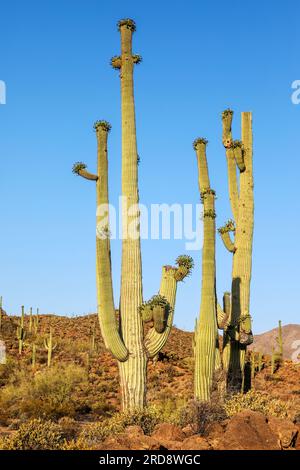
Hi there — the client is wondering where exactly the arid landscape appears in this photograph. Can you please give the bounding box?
[0,311,299,450]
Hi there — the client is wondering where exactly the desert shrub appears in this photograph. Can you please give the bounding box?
[224,390,289,418]
[58,417,79,440]
[174,400,227,435]
[0,419,64,450]
[79,406,161,446]
[0,357,17,387]
[0,364,87,421]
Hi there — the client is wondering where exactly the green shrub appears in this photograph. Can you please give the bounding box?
[0,419,65,450]
[224,390,289,418]
[174,400,227,435]
[0,364,87,421]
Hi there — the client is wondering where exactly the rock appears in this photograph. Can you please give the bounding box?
[100,433,161,450]
[124,425,144,437]
[151,423,185,442]
[182,424,195,438]
[180,435,211,450]
[268,416,298,449]
[218,410,279,450]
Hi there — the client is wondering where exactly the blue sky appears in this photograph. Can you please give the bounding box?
[0,0,299,333]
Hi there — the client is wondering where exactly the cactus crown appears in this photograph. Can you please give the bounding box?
[93,120,111,132]
[193,137,208,150]
[72,162,87,175]
[218,219,235,234]
[117,18,136,32]
[175,255,194,272]
[222,108,233,118]
[233,139,243,148]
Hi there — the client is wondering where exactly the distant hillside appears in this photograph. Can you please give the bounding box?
[250,324,300,361]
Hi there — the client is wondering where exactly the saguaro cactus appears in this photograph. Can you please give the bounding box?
[32,343,37,368]
[29,307,33,333]
[34,308,39,335]
[193,138,219,401]
[44,328,57,367]
[73,19,192,410]
[276,320,283,358]
[219,110,254,390]
[16,306,26,355]
[0,296,3,330]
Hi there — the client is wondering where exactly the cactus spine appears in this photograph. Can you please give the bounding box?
[73,19,192,410]
[219,111,254,391]
[193,138,218,401]
[16,306,26,355]
[44,328,57,367]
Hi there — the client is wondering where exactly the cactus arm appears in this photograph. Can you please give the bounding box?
[77,169,98,181]
[222,110,239,222]
[217,289,231,331]
[219,230,236,253]
[144,266,177,358]
[233,140,246,172]
[73,162,98,181]
[95,122,128,362]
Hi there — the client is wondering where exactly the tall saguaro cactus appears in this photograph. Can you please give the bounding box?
[73,19,193,410]
[219,110,254,390]
[193,138,219,401]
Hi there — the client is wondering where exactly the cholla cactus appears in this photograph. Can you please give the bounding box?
[72,20,193,410]
[44,328,57,367]
[219,110,254,391]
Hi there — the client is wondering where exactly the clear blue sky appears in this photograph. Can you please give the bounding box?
[1,0,299,333]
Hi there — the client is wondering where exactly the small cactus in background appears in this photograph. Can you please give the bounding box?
[258,351,263,372]
[0,296,3,330]
[16,306,26,355]
[276,320,283,359]
[28,307,33,333]
[90,323,96,353]
[44,328,57,367]
[251,352,256,380]
[32,343,37,368]
[34,309,39,335]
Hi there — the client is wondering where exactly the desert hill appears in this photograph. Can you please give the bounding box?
[0,313,299,450]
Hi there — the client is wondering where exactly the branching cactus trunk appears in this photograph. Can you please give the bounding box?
[219,110,254,391]
[193,138,218,401]
[73,19,193,410]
